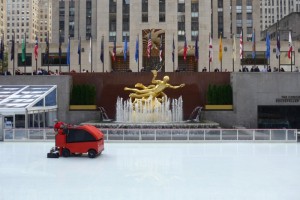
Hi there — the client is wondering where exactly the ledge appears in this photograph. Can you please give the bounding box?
[204,105,233,110]
[69,105,97,110]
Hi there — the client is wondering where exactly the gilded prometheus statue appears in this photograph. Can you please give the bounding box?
[124,70,185,103]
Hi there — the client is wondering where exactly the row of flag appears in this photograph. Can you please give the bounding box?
[4,31,294,66]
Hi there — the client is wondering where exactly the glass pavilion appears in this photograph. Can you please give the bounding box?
[0,85,58,131]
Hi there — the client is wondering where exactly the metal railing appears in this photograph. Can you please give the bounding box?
[2,128,297,142]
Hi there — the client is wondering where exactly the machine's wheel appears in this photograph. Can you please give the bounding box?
[62,148,70,157]
[88,149,97,158]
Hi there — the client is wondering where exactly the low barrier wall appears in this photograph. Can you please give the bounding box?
[3,128,297,143]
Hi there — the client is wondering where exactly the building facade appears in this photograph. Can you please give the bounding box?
[212,0,261,41]
[7,0,300,74]
[0,0,6,42]
[260,0,300,31]
[6,0,40,44]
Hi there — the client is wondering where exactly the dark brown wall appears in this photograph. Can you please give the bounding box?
[69,72,230,120]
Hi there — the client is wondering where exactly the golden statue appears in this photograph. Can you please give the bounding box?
[124,70,185,103]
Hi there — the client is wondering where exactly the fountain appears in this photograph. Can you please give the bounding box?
[116,96,183,123]
[86,70,219,130]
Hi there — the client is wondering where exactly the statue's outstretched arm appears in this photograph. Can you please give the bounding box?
[168,83,185,89]
[151,70,159,84]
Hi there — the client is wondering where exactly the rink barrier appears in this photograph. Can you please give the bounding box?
[2,128,297,142]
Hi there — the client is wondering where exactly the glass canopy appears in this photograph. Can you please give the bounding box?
[0,85,57,114]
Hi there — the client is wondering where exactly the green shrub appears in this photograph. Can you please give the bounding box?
[70,84,96,105]
[206,84,233,105]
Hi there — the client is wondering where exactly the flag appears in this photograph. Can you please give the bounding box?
[147,32,152,58]
[0,36,3,60]
[252,29,256,59]
[112,38,116,61]
[276,32,280,59]
[78,36,81,65]
[232,34,236,61]
[159,35,163,62]
[135,36,139,62]
[45,33,49,62]
[209,33,213,62]
[218,35,222,62]
[100,36,104,63]
[21,35,26,62]
[89,37,91,63]
[124,35,128,62]
[10,34,15,61]
[183,35,187,61]
[195,36,198,61]
[34,36,38,60]
[288,31,293,59]
[266,32,270,59]
[172,36,175,63]
[67,36,70,65]
[240,30,243,59]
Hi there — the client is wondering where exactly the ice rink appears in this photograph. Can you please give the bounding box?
[1,142,300,200]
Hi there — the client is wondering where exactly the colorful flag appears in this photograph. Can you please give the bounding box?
[218,35,222,62]
[240,30,243,59]
[10,34,15,61]
[0,35,4,60]
[172,36,175,63]
[252,29,256,59]
[288,31,293,59]
[209,33,213,63]
[195,36,198,61]
[112,38,116,61]
[45,33,49,62]
[78,37,81,65]
[266,32,270,59]
[147,32,152,58]
[276,32,280,59]
[21,34,26,62]
[67,36,70,65]
[89,37,92,64]
[159,35,163,62]
[100,36,104,63]
[135,35,139,62]
[34,36,38,60]
[232,34,236,61]
[124,35,128,62]
[183,35,187,61]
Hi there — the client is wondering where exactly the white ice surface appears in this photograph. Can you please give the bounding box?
[0,142,300,200]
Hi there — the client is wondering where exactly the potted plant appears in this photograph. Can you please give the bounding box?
[69,84,97,110]
[205,84,233,110]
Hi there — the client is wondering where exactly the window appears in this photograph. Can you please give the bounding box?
[66,129,97,143]
[109,0,117,42]
[122,0,130,41]
[159,0,165,22]
[142,0,148,22]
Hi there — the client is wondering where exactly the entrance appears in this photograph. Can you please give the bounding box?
[0,115,14,141]
[258,106,300,129]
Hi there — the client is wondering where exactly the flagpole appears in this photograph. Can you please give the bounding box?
[137,34,139,72]
[13,31,15,75]
[208,33,210,72]
[24,33,26,75]
[290,30,293,72]
[59,30,61,73]
[1,33,3,74]
[232,34,235,72]
[79,36,81,73]
[91,36,93,72]
[172,33,174,72]
[47,31,49,73]
[102,35,104,72]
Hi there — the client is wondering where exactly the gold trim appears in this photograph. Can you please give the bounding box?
[69,105,97,110]
[205,105,233,110]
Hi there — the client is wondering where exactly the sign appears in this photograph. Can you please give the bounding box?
[276,96,300,103]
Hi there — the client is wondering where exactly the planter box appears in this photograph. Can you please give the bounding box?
[69,105,97,110]
[205,105,233,110]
